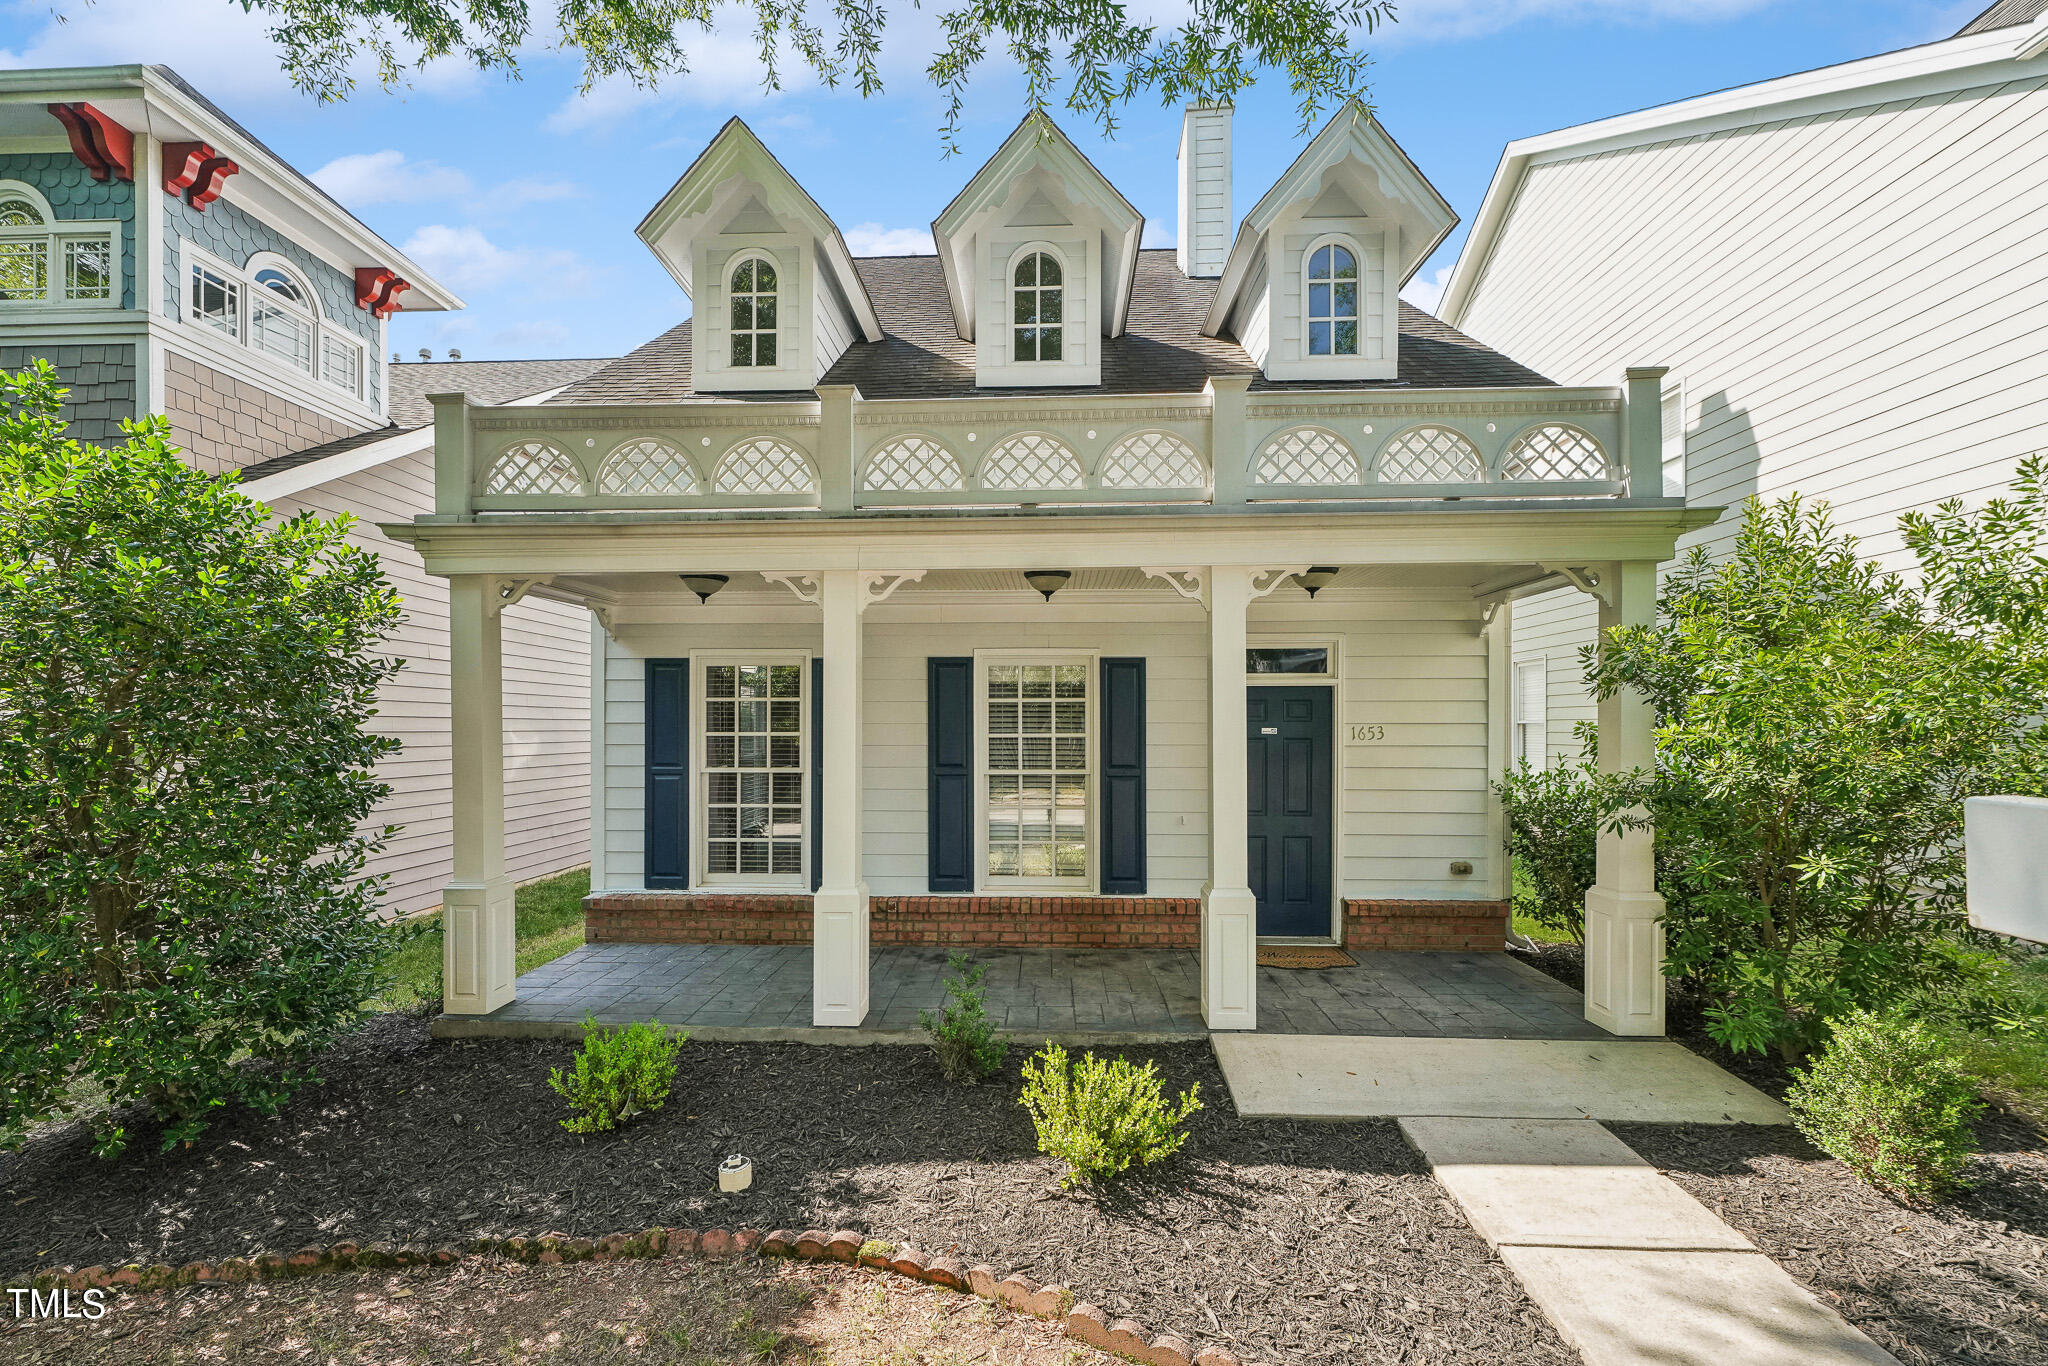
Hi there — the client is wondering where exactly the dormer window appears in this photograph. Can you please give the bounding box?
[1012,251,1064,362]
[729,254,778,367]
[1306,242,1359,356]
[178,244,369,404]
[251,265,315,371]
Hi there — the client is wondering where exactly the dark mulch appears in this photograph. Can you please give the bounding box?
[0,1015,1572,1366]
[1614,1118,2048,1366]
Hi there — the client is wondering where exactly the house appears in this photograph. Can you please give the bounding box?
[388,103,1714,1034]
[1437,0,2048,767]
[0,65,602,915]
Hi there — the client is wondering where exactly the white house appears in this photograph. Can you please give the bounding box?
[390,105,1713,1033]
[1439,0,2048,766]
[0,65,603,914]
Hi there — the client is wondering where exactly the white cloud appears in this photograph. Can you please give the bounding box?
[493,320,572,349]
[1401,264,1454,314]
[1141,218,1176,249]
[310,150,472,206]
[842,223,933,255]
[489,178,584,210]
[400,224,592,295]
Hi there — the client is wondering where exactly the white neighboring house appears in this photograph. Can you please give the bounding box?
[392,105,1713,1035]
[0,65,604,914]
[1439,0,2048,767]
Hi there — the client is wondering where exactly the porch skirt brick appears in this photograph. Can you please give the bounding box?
[1342,898,1509,952]
[586,893,1506,951]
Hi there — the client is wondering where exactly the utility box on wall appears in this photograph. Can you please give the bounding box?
[1965,795,2048,944]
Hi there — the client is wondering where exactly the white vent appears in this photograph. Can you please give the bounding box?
[1177,104,1232,279]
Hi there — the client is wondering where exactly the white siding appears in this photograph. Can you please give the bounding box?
[594,593,1499,907]
[269,449,592,916]
[1460,71,2048,744]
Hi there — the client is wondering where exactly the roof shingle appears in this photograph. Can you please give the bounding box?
[1955,0,2048,35]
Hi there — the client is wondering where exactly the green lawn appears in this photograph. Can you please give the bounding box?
[371,866,590,1012]
[1941,953,2048,1127]
[1509,857,1577,945]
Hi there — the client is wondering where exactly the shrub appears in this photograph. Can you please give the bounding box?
[1495,751,1603,941]
[0,364,403,1157]
[549,1018,684,1134]
[1787,1008,1982,1203]
[1018,1043,1201,1188]
[918,952,1009,1083]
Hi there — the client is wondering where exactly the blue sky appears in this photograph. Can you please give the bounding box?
[0,0,1997,361]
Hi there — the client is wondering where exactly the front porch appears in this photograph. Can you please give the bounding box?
[432,943,1605,1042]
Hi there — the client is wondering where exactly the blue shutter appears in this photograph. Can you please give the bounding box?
[1099,656,1147,894]
[927,657,974,892]
[810,656,824,892]
[645,658,689,889]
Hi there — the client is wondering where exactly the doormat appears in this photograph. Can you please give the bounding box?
[1257,946,1357,970]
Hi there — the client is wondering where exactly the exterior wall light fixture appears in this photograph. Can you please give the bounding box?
[680,573,730,604]
[1294,566,1340,599]
[1023,569,1072,601]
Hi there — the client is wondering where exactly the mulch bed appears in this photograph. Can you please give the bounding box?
[0,1014,1573,1366]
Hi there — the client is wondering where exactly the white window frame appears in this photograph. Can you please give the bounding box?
[725,250,780,369]
[1514,659,1548,771]
[176,240,369,404]
[974,649,1097,893]
[1302,234,1362,358]
[1661,377,1686,499]
[1008,244,1067,365]
[690,651,810,891]
[0,180,121,309]
[248,253,318,374]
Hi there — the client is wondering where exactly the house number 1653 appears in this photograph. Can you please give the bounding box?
[1348,724,1386,742]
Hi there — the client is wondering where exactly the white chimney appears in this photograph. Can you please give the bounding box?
[1177,103,1232,278]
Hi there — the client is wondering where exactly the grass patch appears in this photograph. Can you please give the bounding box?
[1942,954,2048,1128]
[1509,857,1576,944]
[371,866,591,1012]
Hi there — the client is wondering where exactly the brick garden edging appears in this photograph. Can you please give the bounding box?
[26,1225,1243,1366]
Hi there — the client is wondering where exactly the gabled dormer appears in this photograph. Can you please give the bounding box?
[1202,103,1456,382]
[931,116,1144,389]
[638,118,882,394]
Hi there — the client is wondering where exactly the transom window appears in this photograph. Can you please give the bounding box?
[729,255,778,367]
[1012,251,1064,363]
[181,246,369,403]
[702,661,806,880]
[984,661,1089,882]
[0,184,117,306]
[1306,242,1359,357]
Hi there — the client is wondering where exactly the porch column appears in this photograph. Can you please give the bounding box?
[442,575,515,1015]
[1583,560,1666,1035]
[813,568,869,1025]
[1203,566,1262,1030]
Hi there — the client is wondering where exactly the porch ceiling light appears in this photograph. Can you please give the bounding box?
[1023,569,1071,602]
[1294,566,1340,599]
[679,573,730,604]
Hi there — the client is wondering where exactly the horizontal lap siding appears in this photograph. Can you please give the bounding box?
[1509,589,1599,769]
[1463,75,2048,706]
[267,449,591,916]
[596,595,1498,905]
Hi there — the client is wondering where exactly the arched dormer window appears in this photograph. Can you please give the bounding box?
[1305,240,1359,357]
[0,180,114,306]
[1012,250,1063,362]
[249,257,317,373]
[729,254,778,367]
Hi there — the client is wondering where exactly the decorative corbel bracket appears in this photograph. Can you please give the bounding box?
[591,604,617,634]
[162,142,239,209]
[1539,563,1614,606]
[1249,566,1310,602]
[354,267,411,319]
[860,570,925,612]
[488,575,553,614]
[760,572,822,606]
[47,103,133,182]
[1141,566,1208,611]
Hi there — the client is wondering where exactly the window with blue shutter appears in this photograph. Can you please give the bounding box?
[1099,656,1147,893]
[927,657,974,892]
[645,658,689,889]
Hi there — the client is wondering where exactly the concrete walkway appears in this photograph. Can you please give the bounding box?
[1401,1117,1898,1366]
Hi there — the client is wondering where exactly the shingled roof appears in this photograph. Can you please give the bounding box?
[548,249,1550,406]
[1955,0,2048,35]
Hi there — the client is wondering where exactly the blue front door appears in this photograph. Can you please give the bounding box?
[1247,686,1333,937]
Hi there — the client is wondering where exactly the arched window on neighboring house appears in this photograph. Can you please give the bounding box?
[0,182,114,305]
[250,261,316,372]
[729,254,778,367]
[1012,250,1064,362]
[1305,241,1359,357]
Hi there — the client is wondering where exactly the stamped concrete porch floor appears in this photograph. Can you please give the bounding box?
[434,944,1608,1042]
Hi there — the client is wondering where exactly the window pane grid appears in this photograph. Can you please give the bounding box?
[704,662,804,877]
[729,256,779,368]
[0,240,48,300]
[1011,252,1064,363]
[1307,243,1359,357]
[61,238,111,300]
[191,263,239,337]
[986,662,1087,880]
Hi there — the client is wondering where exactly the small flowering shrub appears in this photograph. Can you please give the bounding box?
[548,1018,685,1135]
[1019,1043,1201,1188]
[918,952,1009,1083]
[1787,1007,1981,1203]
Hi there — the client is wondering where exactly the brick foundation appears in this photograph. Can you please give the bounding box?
[587,892,1504,952]
[1342,899,1509,952]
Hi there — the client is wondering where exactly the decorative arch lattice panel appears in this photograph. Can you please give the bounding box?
[1500,424,1611,481]
[863,436,965,492]
[485,440,582,496]
[1253,427,1362,485]
[1376,426,1485,484]
[713,437,817,494]
[1098,431,1206,489]
[596,438,701,496]
[978,433,1084,490]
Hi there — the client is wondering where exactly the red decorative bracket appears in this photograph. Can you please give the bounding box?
[354,267,411,318]
[47,103,134,183]
[162,142,239,209]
